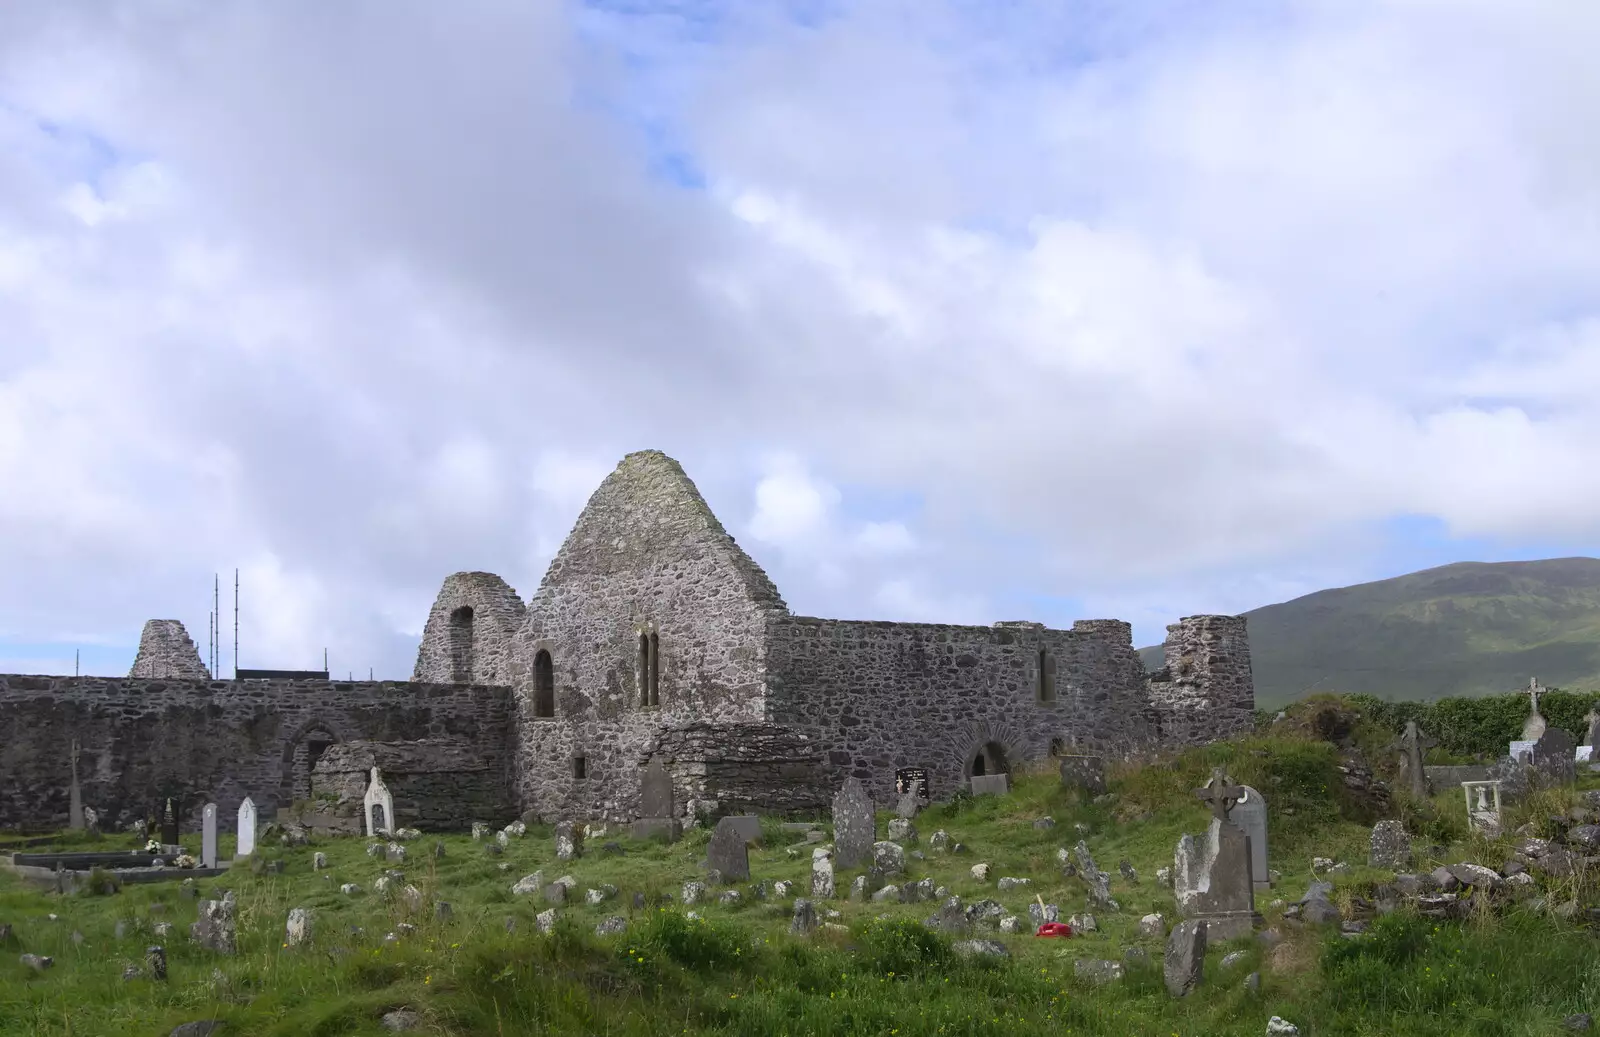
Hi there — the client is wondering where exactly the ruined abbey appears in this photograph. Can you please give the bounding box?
[0,450,1255,832]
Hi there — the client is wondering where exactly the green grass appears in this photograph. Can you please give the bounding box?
[7,735,1600,1036]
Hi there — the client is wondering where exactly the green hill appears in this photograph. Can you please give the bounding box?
[1140,557,1600,707]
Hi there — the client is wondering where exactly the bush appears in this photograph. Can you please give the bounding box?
[1347,688,1600,758]
[856,918,949,977]
[635,910,751,973]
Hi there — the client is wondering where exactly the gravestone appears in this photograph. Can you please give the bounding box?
[1530,726,1578,787]
[633,757,682,842]
[68,741,85,831]
[1172,768,1262,941]
[706,817,751,881]
[723,815,762,845]
[1368,819,1411,869]
[363,767,394,837]
[1508,740,1536,763]
[832,778,875,869]
[1232,785,1270,894]
[1058,755,1107,797]
[160,798,180,846]
[1389,721,1436,799]
[1521,678,1548,741]
[1462,780,1503,835]
[201,804,218,869]
[236,797,257,858]
[1585,709,1600,750]
[969,774,1010,796]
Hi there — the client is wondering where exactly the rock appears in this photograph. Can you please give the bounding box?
[512,873,545,896]
[146,945,167,980]
[1368,820,1411,869]
[1070,913,1098,933]
[312,852,327,870]
[811,849,835,898]
[965,899,1006,927]
[1220,950,1249,970]
[1027,902,1059,928]
[471,822,489,840]
[871,841,907,878]
[190,898,237,955]
[1445,863,1501,890]
[554,820,583,861]
[1138,913,1165,938]
[998,915,1024,933]
[434,902,453,921]
[929,830,950,852]
[535,909,558,934]
[1033,817,1056,830]
[385,843,406,863]
[1074,959,1125,984]
[285,908,313,947]
[1563,1013,1593,1032]
[595,916,627,936]
[871,885,902,904]
[543,883,567,905]
[1156,866,1172,886]
[996,877,1031,892]
[887,818,917,844]
[791,898,818,934]
[1073,841,1119,911]
[952,939,1009,959]
[1164,919,1207,998]
[717,890,741,905]
[1123,947,1150,966]
[20,953,54,971]
[169,1023,224,1037]
[970,863,991,882]
[927,897,970,933]
[1301,895,1341,925]
[1119,859,1138,883]
[1244,971,1261,994]
[1266,1018,1300,1035]
[682,881,707,906]
[381,1008,424,1032]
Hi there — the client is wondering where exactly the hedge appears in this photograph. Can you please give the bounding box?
[1342,688,1600,760]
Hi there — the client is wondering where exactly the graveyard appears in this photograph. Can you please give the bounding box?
[7,694,1600,1036]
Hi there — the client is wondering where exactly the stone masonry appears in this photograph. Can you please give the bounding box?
[128,620,211,680]
[2,450,1256,831]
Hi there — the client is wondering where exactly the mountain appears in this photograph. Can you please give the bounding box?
[1138,558,1600,707]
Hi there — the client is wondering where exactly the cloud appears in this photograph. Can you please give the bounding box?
[1,0,1598,678]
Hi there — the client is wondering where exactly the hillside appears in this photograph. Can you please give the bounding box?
[1139,557,1600,707]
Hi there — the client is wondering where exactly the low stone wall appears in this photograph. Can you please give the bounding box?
[1425,764,1492,788]
[308,738,513,832]
[652,722,828,816]
[0,675,514,831]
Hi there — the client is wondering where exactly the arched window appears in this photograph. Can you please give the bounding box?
[638,632,651,707]
[533,649,555,718]
[447,606,475,684]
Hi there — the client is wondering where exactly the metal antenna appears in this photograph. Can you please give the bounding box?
[233,568,239,679]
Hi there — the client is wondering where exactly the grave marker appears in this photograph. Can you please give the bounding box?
[201,803,218,869]
[832,778,875,869]
[363,767,394,837]
[1232,785,1270,894]
[1173,768,1262,941]
[236,797,257,858]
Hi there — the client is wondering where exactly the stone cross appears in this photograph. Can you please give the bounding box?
[201,803,218,868]
[1193,768,1245,822]
[1528,678,1543,716]
[1584,708,1600,749]
[1521,678,1549,741]
[1394,720,1437,798]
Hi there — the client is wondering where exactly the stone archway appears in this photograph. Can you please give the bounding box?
[954,720,1024,786]
[280,717,355,804]
[967,741,1011,778]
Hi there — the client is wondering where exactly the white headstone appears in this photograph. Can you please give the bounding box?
[363,767,394,837]
[1579,746,1595,763]
[1232,784,1269,893]
[201,803,218,868]
[236,797,257,858]
[1509,740,1536,763]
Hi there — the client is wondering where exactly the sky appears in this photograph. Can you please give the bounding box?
[1,0,1598,679]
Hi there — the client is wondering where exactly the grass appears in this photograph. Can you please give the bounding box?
[6,734,1600,1036]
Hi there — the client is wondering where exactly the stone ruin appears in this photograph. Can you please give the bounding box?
[0,449,1257,832]
[128,619,210,680]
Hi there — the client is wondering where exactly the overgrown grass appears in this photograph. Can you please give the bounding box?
[6,734,1600,1035]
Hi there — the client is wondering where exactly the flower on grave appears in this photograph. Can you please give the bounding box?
[144,840,162,853]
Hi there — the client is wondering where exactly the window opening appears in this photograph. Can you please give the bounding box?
[533,649,555,718]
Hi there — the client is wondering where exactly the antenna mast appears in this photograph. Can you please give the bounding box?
[233,568,239,679]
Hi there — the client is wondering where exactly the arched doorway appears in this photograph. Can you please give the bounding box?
[967,741,1010,779]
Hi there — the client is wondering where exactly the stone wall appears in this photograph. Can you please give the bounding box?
[0,675,513,832]
[307,738,512,832]
[651,722,828,816]
[764,615,1160,804]
[128,619,210,679]
[412,572,527,685]
[1145,615,1256,744]
[504,450,790,824]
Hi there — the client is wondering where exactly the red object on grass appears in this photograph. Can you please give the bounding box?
[1035,922,1073,938]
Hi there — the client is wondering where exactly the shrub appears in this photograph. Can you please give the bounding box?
[856,917,949,977]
